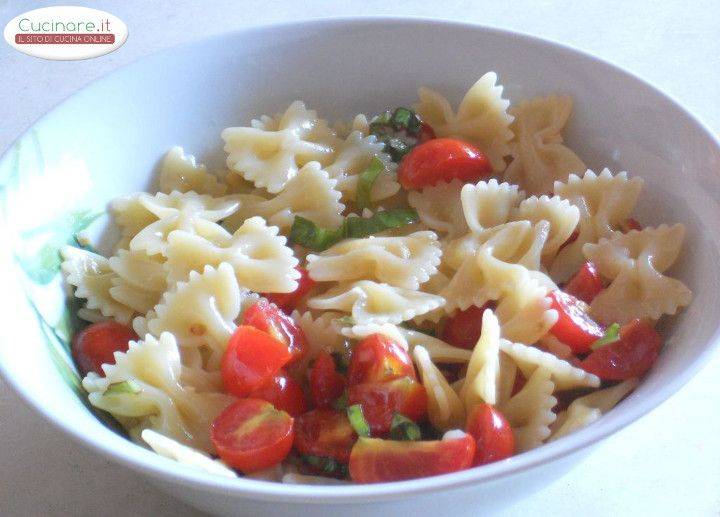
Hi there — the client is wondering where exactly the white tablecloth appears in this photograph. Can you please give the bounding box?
[1,1,718,515]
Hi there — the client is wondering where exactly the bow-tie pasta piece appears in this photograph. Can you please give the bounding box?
[222,101,341,194]
[108,249,167,314]
[325,131,399,203]
[511,195,580,261]
[110,194,159,250]
[165,216,299,292]
[306,231,441,290]
[583,224,692,324]
[307,280,446,325]
[141,429,237,478]
[130,191,239,256]
[500,367,557,452]
[494,278,559,344]
[82,332,234,453]
[158,146,227,197]
[414,345,466,432]
[459,309,502,407]
[550,169,644,282]
[333,114,370,138]
[504,95,586,195]
[407,180,468,238]
[61,246,135,324]
[460,179,524,234]
[414,72,514,171]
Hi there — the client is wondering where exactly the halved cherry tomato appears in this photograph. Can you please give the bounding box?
[294,409,357,463]
[72,321,138,376]
[309,352,346,408]
[348,333,416,386]
[249,370,306,417]
[564,262,603,304]
[262,267,316,312]
[348,434,476,483]
[418,122,436,143]
[348,377,427,435]
[465,403,514,466]
[211,398,294,472]
[221,325,292,397]
[441,303,493,350]
[548,290,605,354]
[398,138,492,190]
[581,319,661,380]
[243,299,307,363]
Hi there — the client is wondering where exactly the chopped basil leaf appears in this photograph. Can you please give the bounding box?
[289,208,419,251]
[355,157,386,211]
[330,350,351,374]
[104,380,142,396]
[301,455,348,477]
[369,107,424,162]
[380,136,411,162]
[336,315,355,326]
[389,413,422,441]
[332,391,349,411]
[591,323,621,350]
[401,322,436,337]
[391,107,422,135]
[347,404,371,437]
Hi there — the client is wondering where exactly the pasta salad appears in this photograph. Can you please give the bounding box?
[61,72,692,484]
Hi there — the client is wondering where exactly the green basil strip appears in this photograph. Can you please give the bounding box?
[389,413,422,441]
[288,216,345,251]
[391,107,421,135]
[355,157,386,211]
[301,455,348,477]
[332,391,349,411]
[347,404,371,437]
[591,323,621,350]
[104,380,142,396]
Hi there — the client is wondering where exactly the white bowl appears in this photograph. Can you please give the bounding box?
[1,17,719,517]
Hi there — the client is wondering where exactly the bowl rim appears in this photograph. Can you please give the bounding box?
[1,14,720,504]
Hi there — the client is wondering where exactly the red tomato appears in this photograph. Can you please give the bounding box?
[622,218,643,232]
[418,122,436,143]
[348,377,428,435]
[263,267,316,312]
[581,319,661,380]
[248,370,306,417]
[441,304,493,350]
[211,398,294,472]
[398,138,492,190]
[348,434,476,483]
[348,333,416,386]
[465,404,514,466]
[72,321,138,376]
[309,352,346,408]
[243,299,307,363]
[294,409,357,463]
[221,325,292,397]
[548,290,605,354]
[564,262,603,304]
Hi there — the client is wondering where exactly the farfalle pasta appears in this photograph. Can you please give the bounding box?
[62,73,691,484]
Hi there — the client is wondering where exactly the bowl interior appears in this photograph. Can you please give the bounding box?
[1,18,719,500]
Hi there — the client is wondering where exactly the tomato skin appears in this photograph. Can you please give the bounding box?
[294,409,357,463]
[211,398,294,473]
[418,122,436,143]
[564,262,604,304]
[548,290,605,354]
[248,370,306,417]
[349,434,476,483]
[263,267,316,312]
[441,304,492,350]
[581,319,661,380]
[348,377,428,435]
[465,404,514,466]
[243,299,307,363]
[72,321,138,376]
[309,352,346,408]
[348,333,416,386]
[221,325,292,398]
[398,138,492,190]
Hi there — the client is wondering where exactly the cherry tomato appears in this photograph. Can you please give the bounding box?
[211,398,294,472]
[309,352,346,408]
[548,290,605,354]
[262,267,316,312]
[441,304,493,350]
[418,122,436,143]
[248,370,306,417]
[221,325,292,397]
[465,403,514,466]
[348,434,476,483]
[348,333,416,386]
[348,377,428,435]
[243,299,307,363]
[398,138,492,190]
[72,321,138,376]
[581,319,661,380]
[564,262,603,304]
[294,409,357,463]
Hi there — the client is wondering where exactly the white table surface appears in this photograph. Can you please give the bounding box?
[1,1,719,515]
